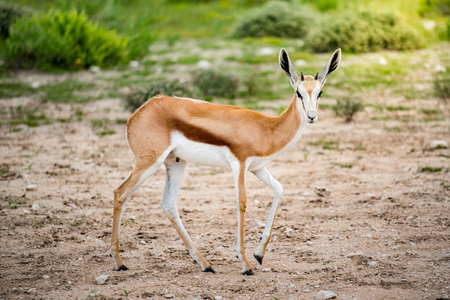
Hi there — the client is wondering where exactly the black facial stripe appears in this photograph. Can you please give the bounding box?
[296,91,303,100]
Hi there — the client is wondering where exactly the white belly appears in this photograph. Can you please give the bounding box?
[171,131,234,168]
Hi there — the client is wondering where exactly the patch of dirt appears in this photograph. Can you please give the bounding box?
[0,94,449,300]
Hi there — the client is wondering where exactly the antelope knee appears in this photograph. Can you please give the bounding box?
[239,201,246,212]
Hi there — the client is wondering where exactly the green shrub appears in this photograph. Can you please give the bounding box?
[0,3,27,39]
[124,80,193,112]
[192,69,239,100]
[233,1,318,38]
[6,9,127,70]
[433,71,450,100]
[307,11,424,53]
[332,97,364,122]
[419,0,450,16]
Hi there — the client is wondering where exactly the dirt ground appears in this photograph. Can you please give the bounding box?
[1,86,449,299]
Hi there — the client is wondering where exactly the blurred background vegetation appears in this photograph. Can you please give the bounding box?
[0,0,448,126]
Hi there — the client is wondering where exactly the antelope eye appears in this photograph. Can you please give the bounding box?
[296,91,303,100]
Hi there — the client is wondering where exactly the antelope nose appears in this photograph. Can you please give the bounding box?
[307,110,316,120]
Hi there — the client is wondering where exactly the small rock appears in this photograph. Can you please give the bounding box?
[27,288,37,294]
[197,60,211,69]
[214,296,223,300]
[164,294,174,298]
[140,240,147,245]
[436,64,447,73]
[254,220,265,229]
[26,184,38,191]
[43,275,50,279]
[257,47,275,56]
[30,81,40,89]
[129,60,139,68]
[306,241,314,246]
[422,20,436,31]
[85,211,93,217]
[430,140,448,149]
[262,268,271,272]
[95,274,110,285]
[23,209,30,214]
[31,203,40,211]
[304,288,311,293]
[347,251,364,257]
[285,227,294,238]
[315,290,337,299]
[315,187,330,197]
[89,66,100,73]
[368,261,378,268]
[378,57,388,66]
[295,59,307,67]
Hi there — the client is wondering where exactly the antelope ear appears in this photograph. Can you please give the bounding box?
[279,48,299,90]
[318,48,341,86]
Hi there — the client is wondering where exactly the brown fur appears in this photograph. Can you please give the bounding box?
[127,95,301,162]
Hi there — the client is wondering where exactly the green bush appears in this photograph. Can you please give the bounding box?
[419,0,450,16]
[0,3,27,39]
[433,72,450,100]
[124,80,193,112]
[332,97,364,122]
[6,9,127,70]
[233,1,318,38]
[192,69,239,100]
[307,11,424,53]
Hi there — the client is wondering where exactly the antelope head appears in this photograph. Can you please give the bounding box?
[279,48,341,123]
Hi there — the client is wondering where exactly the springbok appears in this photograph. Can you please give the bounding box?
[110,48,341,275]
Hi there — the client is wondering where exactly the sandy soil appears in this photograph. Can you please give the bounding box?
[0,93,449,300]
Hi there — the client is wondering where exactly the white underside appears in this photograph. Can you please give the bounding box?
[170,122,307,171]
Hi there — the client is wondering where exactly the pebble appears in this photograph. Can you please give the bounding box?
[347,251,364,257]
[214,297,223,300]
[378,57,388,66]
[85,211,93,217]
[254,220,265,229]
[26,184,38,191]
[430,140,448,149]
[368,261,378,268]
[257,47,275,56]
[315,290,337,299]
[422,20,436,31]
[140,240,147,245]
[129,60,139,68]
[262,268,271,272]
[27,288,37,294]
[164,294,174,298]
[197,60,211,69]
[30,81,41,89]
[306,241,314,246]
[285,227,294,238]
[315,187,330,197]
[43,275,50,279]
[89,66,100,73]
[295,59,306,67]
[95,274,110,285]
[31,203,40,211]
[304,288,311,293]
[436,64,446,73]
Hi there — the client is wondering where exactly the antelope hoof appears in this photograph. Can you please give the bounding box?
[203,267,215,273]
[117,265,129,271]
[243,270,254,276]
[254,254,263,265]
